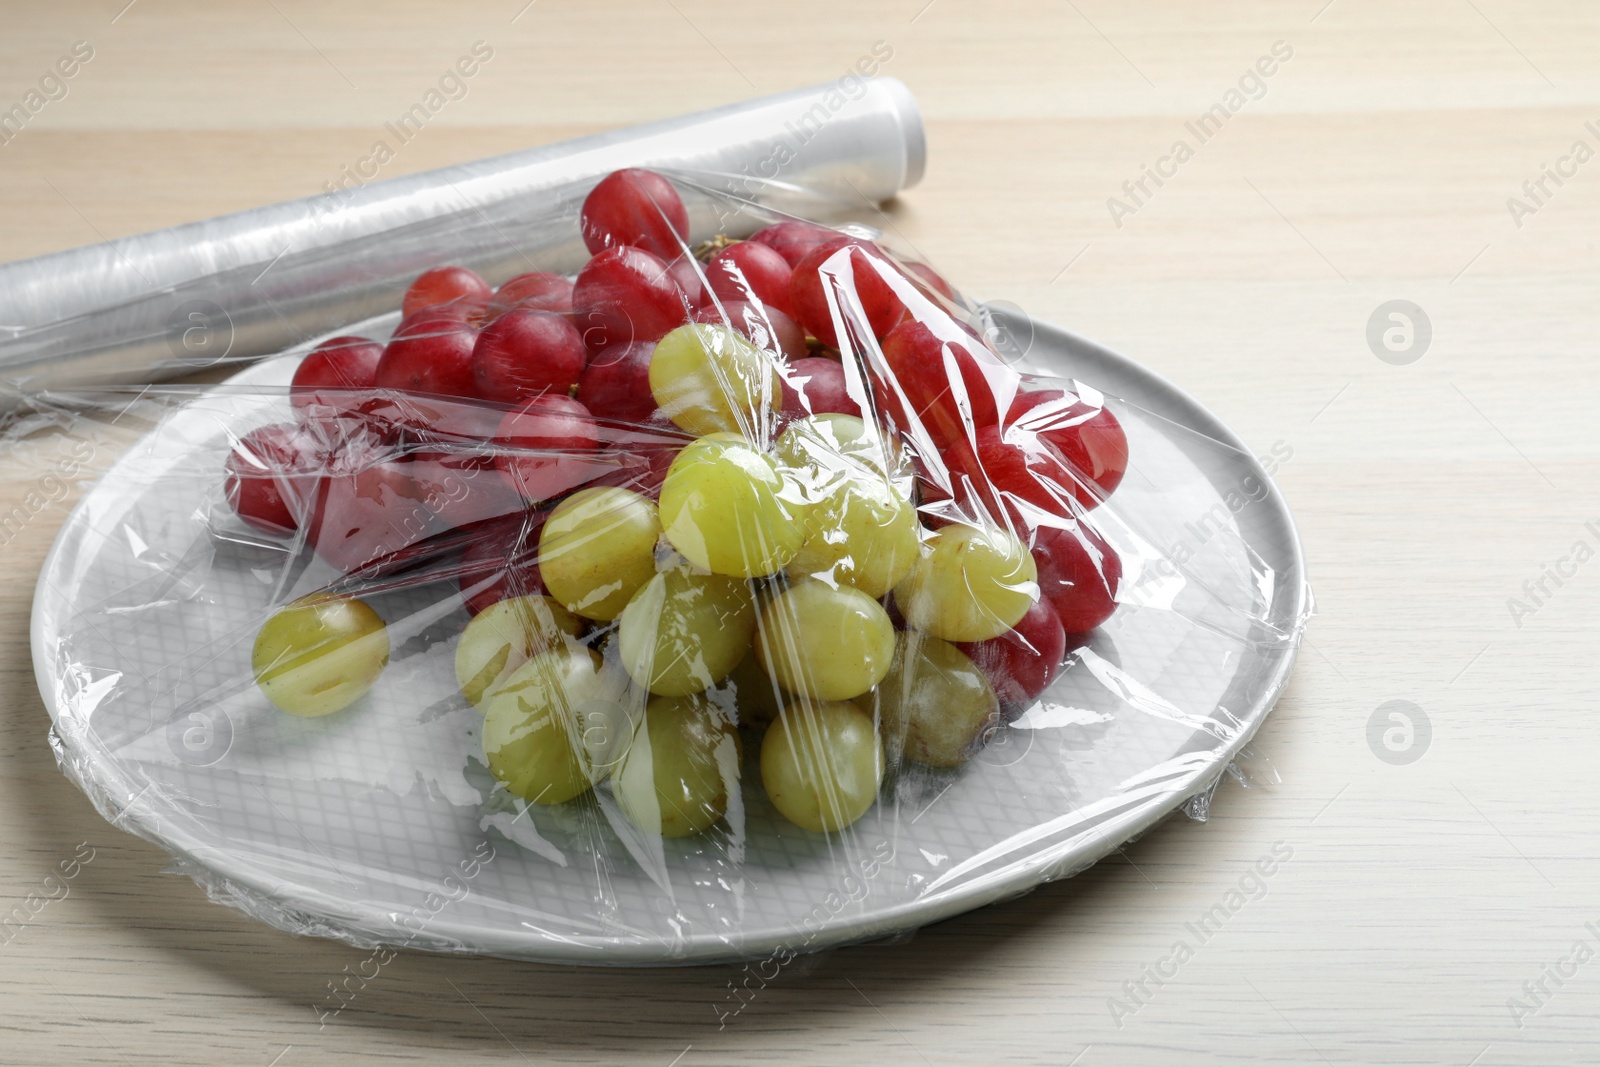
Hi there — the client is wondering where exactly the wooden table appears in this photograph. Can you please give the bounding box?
[3,2,1597,1063]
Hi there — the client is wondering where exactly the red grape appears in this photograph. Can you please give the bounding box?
[409,449,529,533]
[571,245,689,355]
[950,423,1091,527]
[576,340,658,424]
[707,240,794,317]
[588,440,678,499]
[459,523,546,616]
[494,394,605,503]
[402,266,492,322]
[788,237,908,347]
[291,336,384,427]
[881,318,1013,448]
[958,598,1068,716]
[1007,389,1129,502]
[371,391,500,453]
[580,168,689,260]
[306,443,440,575]
[779,357,862,420]
[1033,521,1121,634]
[907,261,957,303]
[375,313,479,401]
[487,272,574,319]
[691,300,806,361]
[750,221,836,268]
[223,422,321,535]
[667,256,708,310]
[471,309,587,405]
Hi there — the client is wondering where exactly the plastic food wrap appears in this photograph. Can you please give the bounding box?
[24,168,1310,965]
[0,76,924,399]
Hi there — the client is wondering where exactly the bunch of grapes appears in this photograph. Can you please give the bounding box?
[230,167,1128,840]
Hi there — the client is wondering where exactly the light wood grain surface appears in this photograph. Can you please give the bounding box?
[3,2,1598,1064]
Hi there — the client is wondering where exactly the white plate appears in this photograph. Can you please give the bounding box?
[32,309,1308,965]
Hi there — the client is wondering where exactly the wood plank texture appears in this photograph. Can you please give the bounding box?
[1,2,1596,1064]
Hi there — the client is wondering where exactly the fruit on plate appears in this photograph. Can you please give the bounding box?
[776,417,919,597]
[487,271,574,319]
[725,650,785,730]
[749,220,837,268]
[648,322,780,437]
[778,356,862,420]
[754,578,896,702]
[775,412,907,482]
[949,423,1088,527]
[616,566,756,696]
[706,239,796,318]
[252,594,390,717]
[893,523,1038,642]
[906,261,957,303]
[471,308,587,405]
[1032,520,1121,634]
[782,471,919,597]
[957,597,1068,715]
[580,167,690,260]
[867,633,1000,768]
[223,422,320,535]
[693,299,807,362]
[455,594,583,706]
[538,486,662,621]
[481,646,629,805]
[457,520,546,616]
[1006,388,1129,502]
[290,336,385,428]
[375,312,479,401]
[657,432,805,578]
[572,245,690,355]
[407,448,527,534]
[494,394,604,503]
[788,237,907,347]
[229,165,1142,842]
[880,319,1011,449]
[613,693,739,837]
[305,441,440,575]
[402,265,492,322]
[761,700,883,833]
[577,340,659,424]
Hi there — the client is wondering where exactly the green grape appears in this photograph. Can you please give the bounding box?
[893,523,1037,642]
[772,415,919,596]
[252,594,390,717]
[772,416,851,506]
[785,473,919,597]
[613,693,741,837]
[539,486,662,620]
[723,649,785,730]
[617,566,756,696]
[455,595,583,706]
[774,413,907,483]
[754,577,895,701]
[481,647,631,805]
[649,323,780,437]
[658,433,805,579]
[761,700,883,833]
[866,633,999,768]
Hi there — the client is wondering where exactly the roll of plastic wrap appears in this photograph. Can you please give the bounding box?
[0,77,924,399]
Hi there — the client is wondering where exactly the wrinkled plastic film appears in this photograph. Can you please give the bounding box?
[22,172,1310,965]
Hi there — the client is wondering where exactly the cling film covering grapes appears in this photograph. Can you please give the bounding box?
[27,167,1309,962]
